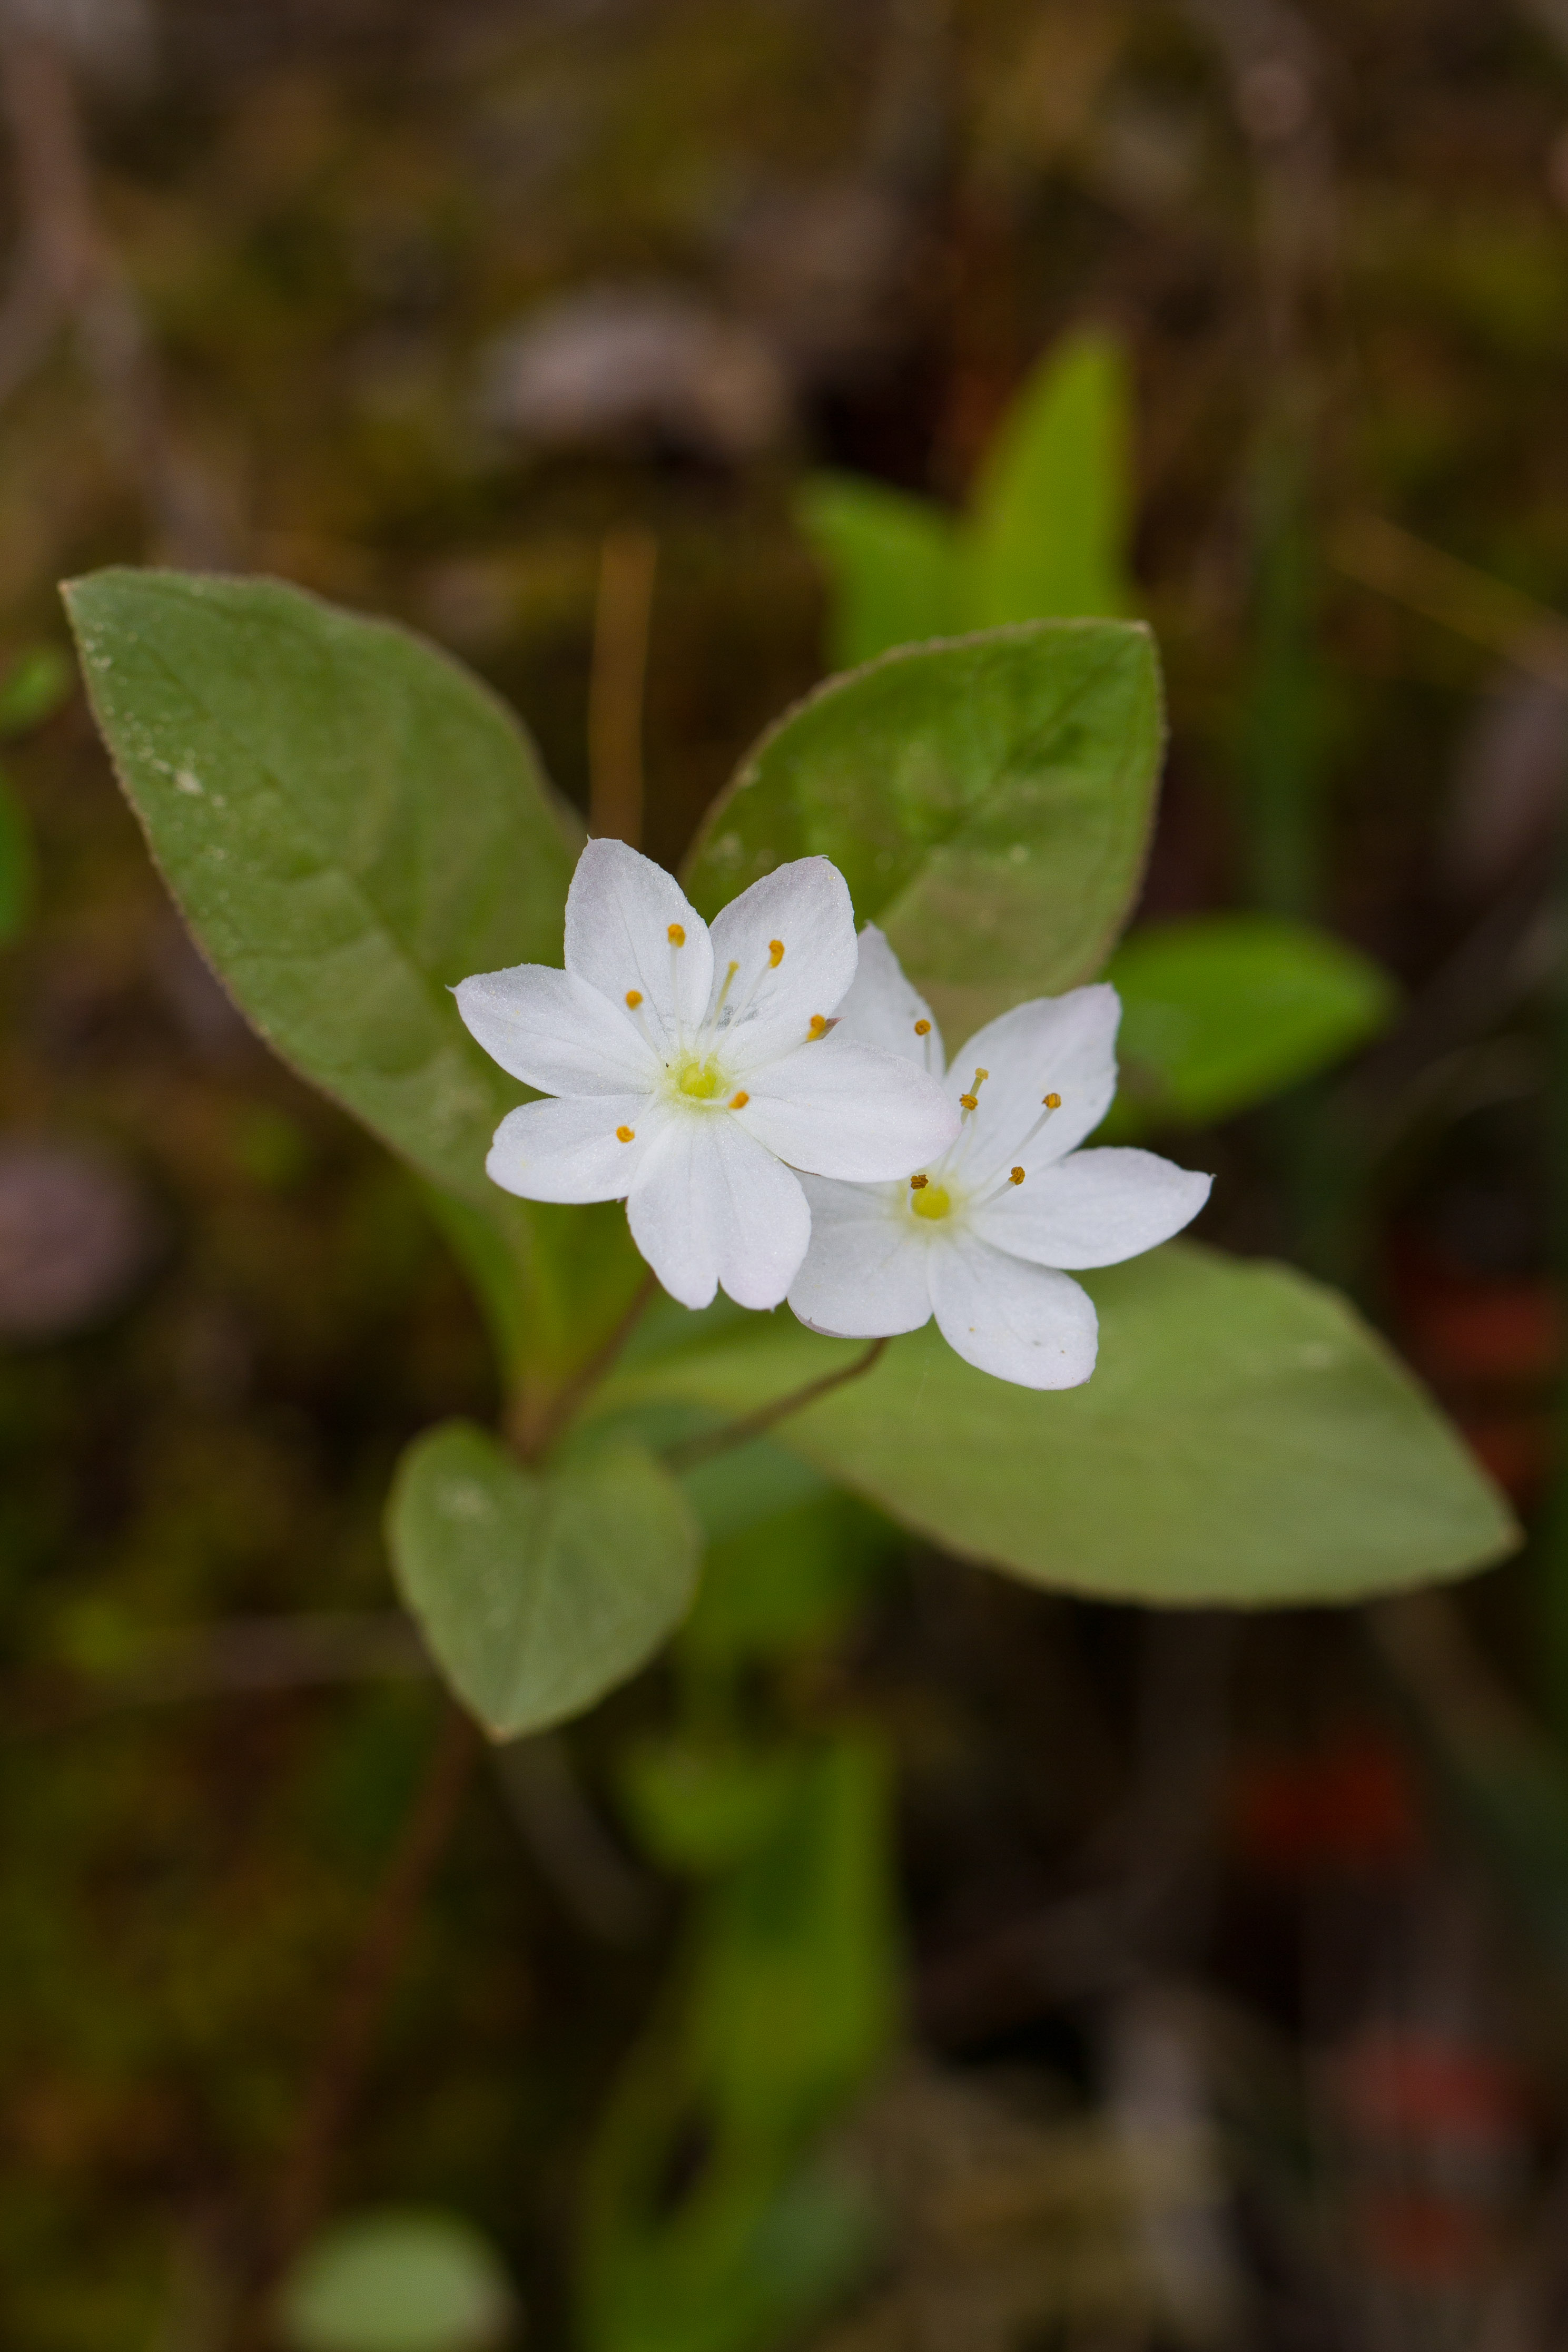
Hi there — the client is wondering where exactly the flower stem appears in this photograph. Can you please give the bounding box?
[664,1336,889,1475]
[508,1267,661,1463]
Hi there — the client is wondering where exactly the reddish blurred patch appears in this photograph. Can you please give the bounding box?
[1388,1238,1560,1508]
[1231,1736,1423,1872]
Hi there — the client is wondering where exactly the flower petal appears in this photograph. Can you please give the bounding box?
[563,838,713,1051]
[787,1176,933,1338]
[456,963,657,1094]
[949,984,1121,1175]
[978,1146,1211,1270]
[738,1035,959,1180]
[627,1113,811,1311]
[486,1094,660,1203]
[708,857,860,1067]
[929,1230,1098,1390]
[830,924,945,1074]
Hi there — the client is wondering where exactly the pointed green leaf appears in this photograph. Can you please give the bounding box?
[63,569,579,1205]
[604,1245,1517,1607]
[1106,913,1398,1131]
[685,621,1162,1039]
[796,473,961,668]
[964,328,1132,624]
[388,1422,699,1737]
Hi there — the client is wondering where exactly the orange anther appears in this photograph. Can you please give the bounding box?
[914,1018,931,1036]
[1010,1167,1025,1185]
[667,923,686,946]
[959,1093,978,1111]
[616,1125,635,1142]
[768,939,785,966]
[1044,1091,1061,1109]
[625,988,643,1008]
[729,1090,750,1108]
[910,1173,929,1190]
[808,1013,828,1038]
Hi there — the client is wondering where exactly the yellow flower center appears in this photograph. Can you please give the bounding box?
[911,1183,952,1221]
[676,1057,724,1100]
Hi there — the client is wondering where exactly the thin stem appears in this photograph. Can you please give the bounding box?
[664,1336,890,1475]
[266,1702,480,2276]
[508,1267,660,1463]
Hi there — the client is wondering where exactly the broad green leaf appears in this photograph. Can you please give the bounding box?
[964,329,1132,625]
[604,1245,1516,1606]
[63,569,579,1205]
[388,1421,699,1737]
[1106,913,1397,1130]
[278,2209,516,2352]
[796,474,960,668]
[685,621,1163,1039]
[0,643,73,738]
[0,769,32,943]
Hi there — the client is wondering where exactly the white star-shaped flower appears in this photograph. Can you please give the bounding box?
[455,844,960,1312]
[786,929,1212,1387]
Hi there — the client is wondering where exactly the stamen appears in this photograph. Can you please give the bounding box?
[729,1090,749,1109]
[913,1019,931,1036]
[808,1013,828,1039]
[625,989,643,1008]
[616,1125,635,1143]
[972,1164,1027,1211]
[1044,1091,1061,1109]
[910,1173,929,1190]
[768,939,784,967]
[959,1093,978,1111]
[1012,1166,1025,1183]
[1014,1089,1063,1156]
[667,924,685,947]
[958,1065,990,1115]
[709,958,741,1025]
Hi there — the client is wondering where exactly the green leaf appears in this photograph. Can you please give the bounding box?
[1105,913,1398,1130]
[796,473,961,669]
[604,1245,1517,1606]
[387,1421,699,1737]
[63,569,579,1205]
[964,329,1132,625]
[685,621,1163,1039]
[0,767,33,944]
[278,2209,517,2352]
[0,643,73,739]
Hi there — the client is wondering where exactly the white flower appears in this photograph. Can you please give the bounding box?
[454,843,960,1312]
[787,929,1212,1388]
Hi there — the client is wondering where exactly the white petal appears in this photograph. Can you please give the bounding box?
[949,984,1121,1174]
[978,1147,1211,1270]
[486,1094,659,1203]
[456,963,657,1094]
[627,1113,811,1311]
[830,924,945,1074]
[787,1176,933,1338]
[707,857,860,1067]
[738,1035,960,1180]
[563,838,713,1051]
[929,1231,1098,1390]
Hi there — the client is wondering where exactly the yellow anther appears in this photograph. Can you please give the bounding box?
[668,923,686,947]
[959,1093,978,1111]
[1044,1091,1061,1109]
[910,1172,929,1190]
[625,988,643,1008]
[974,1068,989,1084]
[1010,1167,1025,1185]
[914,1018,931,1037]
[768,939,785,967]
[729,1090,749,1108]
[808,1013,827,1038]
[616,1125,635,1142]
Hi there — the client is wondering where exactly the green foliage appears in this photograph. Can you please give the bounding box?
[64,570,577,1205]
[1106,913,1398,1131]
[580,1735,893,2352]
[685,619,1163,1040]
[605,1245,1516,1607]
[278,2209,517,2352]
[795,477,960,672]
[797,329,1131,671]
[0,643,73,738]
[387,1422,699,1738]
[965,330,1132,627]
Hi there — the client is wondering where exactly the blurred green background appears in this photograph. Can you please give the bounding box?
[6,2,1568,2346]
